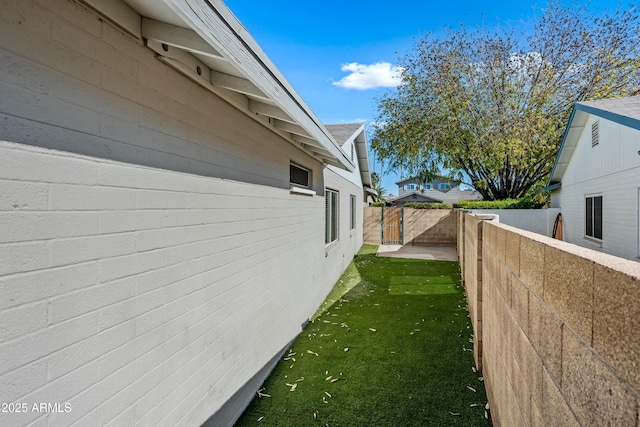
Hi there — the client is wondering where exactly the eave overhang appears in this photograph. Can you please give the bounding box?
[547,99,640,188]
[81,0,355,171]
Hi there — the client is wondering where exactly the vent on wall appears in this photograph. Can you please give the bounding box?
[592,120,600,147]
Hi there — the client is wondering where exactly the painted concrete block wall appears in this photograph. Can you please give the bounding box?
[0,0,359,425]
[323,168,365,285]
[460,213,640,426]
[0,0,324,192]
[550,114,640,260]
[468,208,561,238]
[0,141,336,426]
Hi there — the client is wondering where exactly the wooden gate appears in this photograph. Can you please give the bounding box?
[381,207,403,244]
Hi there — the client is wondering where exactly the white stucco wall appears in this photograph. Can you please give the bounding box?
[550,114,640,260]
[0,0,363,425]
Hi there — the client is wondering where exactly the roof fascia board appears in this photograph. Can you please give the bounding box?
[546,100,640,187]
[575,102,640,131]
[546,105,578,186]
[160,0,354,171]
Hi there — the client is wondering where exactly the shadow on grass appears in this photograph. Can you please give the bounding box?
[236,244,492,427]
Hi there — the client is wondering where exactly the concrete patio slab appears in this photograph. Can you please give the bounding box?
[376,245,458,261]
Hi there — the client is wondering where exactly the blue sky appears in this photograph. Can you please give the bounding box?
[224,0,626,194]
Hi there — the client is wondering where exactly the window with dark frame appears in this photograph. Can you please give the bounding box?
[350,195,356,230]
[325,189,339,244]
[290,163,310,188]
[585,195,602,240]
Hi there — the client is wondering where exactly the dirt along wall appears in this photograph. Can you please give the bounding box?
[458,212,640,426]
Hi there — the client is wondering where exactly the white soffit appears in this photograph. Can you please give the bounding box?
[86,0,354,171]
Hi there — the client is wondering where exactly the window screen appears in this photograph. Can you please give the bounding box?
[290,163,310,188]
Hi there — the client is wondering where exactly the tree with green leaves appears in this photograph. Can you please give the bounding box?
[370,172,387,199]
[371,2,640,200]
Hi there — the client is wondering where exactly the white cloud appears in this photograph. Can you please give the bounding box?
[333,62,404,90]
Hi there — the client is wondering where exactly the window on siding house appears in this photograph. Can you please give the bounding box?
[585,195,602,240]
[425,184,432,190]
[591,120,599,147]
[407,184,415,190]
[439,183,451,191]
[290,163,310,188]
[325,189,339,244]
[350,195,356,230]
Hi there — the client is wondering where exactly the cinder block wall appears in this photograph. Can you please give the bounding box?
[462,213,640,426]
[462,213,484,371]
[363,207,382,244]
[363,208,456,245]
[404,209,456,245]
[0,141,333,426]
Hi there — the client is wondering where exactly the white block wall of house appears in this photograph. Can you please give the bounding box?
[0,0,354,425]
[0,140,334,427]
[550,114,640,260]
[323,166,365,285]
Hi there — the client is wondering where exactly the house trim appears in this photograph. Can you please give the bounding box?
[83,0,355,171]
[547,99,640,188]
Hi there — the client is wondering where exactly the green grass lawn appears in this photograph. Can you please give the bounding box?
[236,245,491,426]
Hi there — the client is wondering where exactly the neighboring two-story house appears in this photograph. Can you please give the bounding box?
[387,176,482,206]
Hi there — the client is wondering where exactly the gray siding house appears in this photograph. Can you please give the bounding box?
[388,176,482,206]
[546,96,640,261]
[0,1,371,426]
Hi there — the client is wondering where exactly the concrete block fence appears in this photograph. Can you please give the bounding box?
[363,207,457,246]
[458,211,640,426]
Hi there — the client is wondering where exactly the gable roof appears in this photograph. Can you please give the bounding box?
[387,192,443,204]
[325,123,372,187]
[547,96,640,188]
[395,175,459,186]
[87,0,354,171]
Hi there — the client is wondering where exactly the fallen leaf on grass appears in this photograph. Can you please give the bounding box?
[324,392,332,398]
[449,412,460,416]
[325,376,333,381]
[307,350,319,356]
[257,388,271,398]
[470,403,480,407]
[369,328,377,332]
[295,377,305,382]
[257,416,264,422]
[286,383,298,392]
[344,348,349,352]
[467,386,477,392]
[485,410,489,419]
[485,403,490,410]
[330,378,340,383]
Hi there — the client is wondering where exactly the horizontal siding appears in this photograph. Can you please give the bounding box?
[554,113,640,260]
